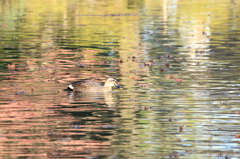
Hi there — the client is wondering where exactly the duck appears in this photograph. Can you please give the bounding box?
[67,77,123,92]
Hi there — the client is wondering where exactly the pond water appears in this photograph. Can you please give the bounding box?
[0,0,240,158]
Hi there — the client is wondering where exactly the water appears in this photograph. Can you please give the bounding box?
[0,0,240,158]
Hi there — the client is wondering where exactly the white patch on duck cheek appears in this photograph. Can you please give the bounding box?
[68,84,74,90]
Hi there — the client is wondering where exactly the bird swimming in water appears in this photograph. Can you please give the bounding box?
[67,77,123,92]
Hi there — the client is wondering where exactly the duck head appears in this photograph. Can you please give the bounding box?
[105,78,123,89]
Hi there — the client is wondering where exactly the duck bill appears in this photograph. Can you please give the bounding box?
[115,83,123,89]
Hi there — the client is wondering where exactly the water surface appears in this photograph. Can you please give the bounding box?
[0,0,240,158]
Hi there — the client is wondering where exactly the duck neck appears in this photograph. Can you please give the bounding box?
[103,84,112,92]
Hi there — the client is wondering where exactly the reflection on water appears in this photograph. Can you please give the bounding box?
[0,0,240,158]
[67,91,119,107]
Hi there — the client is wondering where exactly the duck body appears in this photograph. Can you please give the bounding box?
[67,77,122,92]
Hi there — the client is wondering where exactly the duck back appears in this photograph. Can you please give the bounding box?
[68,80,104,92]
